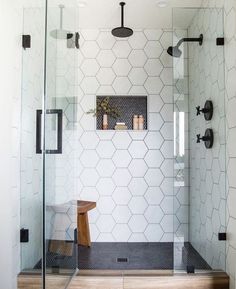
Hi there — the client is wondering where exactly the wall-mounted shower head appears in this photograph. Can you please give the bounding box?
[167,46,182,58]
[112,2,133,38]
[167,34,203,58]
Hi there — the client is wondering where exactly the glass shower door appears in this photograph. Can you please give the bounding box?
[43,1,79,287]
[172,7,226,272]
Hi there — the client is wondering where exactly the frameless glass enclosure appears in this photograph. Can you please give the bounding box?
[20,3,227,288]
[173,8,226,272]
[20,0,79,288]
[44,0,78,287]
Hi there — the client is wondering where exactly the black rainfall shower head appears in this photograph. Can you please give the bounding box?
[112,2,133,38]
[167,34,203,58]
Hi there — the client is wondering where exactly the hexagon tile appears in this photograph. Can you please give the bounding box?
[58,29,177,243]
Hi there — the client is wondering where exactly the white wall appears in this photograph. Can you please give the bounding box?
[0,0,22,288]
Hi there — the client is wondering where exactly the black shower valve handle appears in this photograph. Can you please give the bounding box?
[196,134,201,143]
[196,106,210,116]
[196,134,210,143]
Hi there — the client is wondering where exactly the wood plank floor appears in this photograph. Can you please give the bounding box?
[18,272,229,289]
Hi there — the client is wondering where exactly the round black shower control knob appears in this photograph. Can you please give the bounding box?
[196,129,214,149]
[196,100,213,120]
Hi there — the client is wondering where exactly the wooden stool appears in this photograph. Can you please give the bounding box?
[77,200,96,247]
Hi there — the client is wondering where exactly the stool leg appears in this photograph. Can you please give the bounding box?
[77,212,91,247]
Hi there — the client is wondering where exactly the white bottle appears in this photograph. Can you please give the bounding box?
[133,115,139,130]
[138,115,144,130]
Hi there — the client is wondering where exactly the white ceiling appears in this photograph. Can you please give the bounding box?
[77,0,203,29]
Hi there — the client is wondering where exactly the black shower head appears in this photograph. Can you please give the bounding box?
[167,46,182,58]
[112,2,133,38]
[167,34,203,58]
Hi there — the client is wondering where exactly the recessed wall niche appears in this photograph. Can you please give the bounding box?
[96,96,147,130]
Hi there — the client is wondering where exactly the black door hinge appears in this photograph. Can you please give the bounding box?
[218,233,227,241]
[20,228,29,243]
[22,35,31,49]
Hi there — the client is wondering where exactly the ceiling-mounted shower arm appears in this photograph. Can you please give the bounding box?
[59,4,64,30]
[120,2,125,27]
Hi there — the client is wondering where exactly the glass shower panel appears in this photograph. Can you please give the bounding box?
[20,6,45,278]
[173,8,226,272]
[44,0,79,287]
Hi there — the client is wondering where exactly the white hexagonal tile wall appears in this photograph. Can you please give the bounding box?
[144,41,163,58]
[128,197,148,214]
[96,178,115,196]
[160,123,173,140]
[148,113,164,131]
[96,68,116,85]
[80,150,99,168]
[128,50,147,67]
[80,168,99,186]
[80,95,95,113]
[161,196,173,214]
[128,32,147,49]
[112,187,132,205]
[97,50,116,67]
[160,215,173,233]
[81,59,99,76]
[144,224,163,241]
[96,215,115,232]
[112,41,131,58]
[96,141,116,158]
[144,77,164,94]
[97,196,116,214]
[144,29,163,41]
[128,215,147,233]
[128,68,148,85]
[112,77,132,94]
[81,77,99,94]
[160,68,173,85]
[112,150,132,167]
[97,31,116,49]
[145,150,164,168]
[80,132,99,149]
[144,131,164,149]
[160,104,173,122]
[145,168,164,186]
[128,141,148,158]
[128,159,148,177]
[113,169,132,188]
[161,141,173,158]
[144,206,164,223]
[81,41,100,58]
[112,132,132,149]
[128,178,148,196]
[148,95,164,113]
[113,59,131,76]
[96,159,116,177]
[112,224,131,241]
[145,187,164,205]
[160,159,173,177]
[144,59,163,76]
[112,206,131,223]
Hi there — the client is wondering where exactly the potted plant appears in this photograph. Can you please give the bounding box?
[87,97,120,130]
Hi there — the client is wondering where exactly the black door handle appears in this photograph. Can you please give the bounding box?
[36,109,63,154]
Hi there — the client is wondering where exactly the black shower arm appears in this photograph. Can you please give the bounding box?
[120,2,125,27]
[176,36,203,48]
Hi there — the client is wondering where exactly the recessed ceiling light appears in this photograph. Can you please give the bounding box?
[156,0,168,8]
[77,1,87,8]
